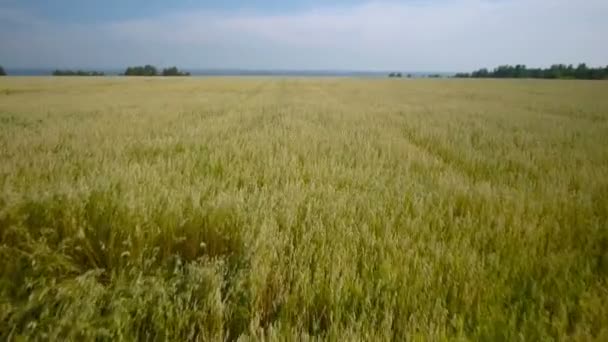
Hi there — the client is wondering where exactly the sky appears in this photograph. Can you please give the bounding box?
[0,0,607,71]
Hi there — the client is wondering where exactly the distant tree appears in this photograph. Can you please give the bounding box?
[589,67,606,80]
[143,65,157,76]
[514,64,527,78]
[163,67,178,76]
[546,64,564,79]
[124,65,189,76]
[575,63,590,80]
[162,66,190,76]
[53,69,104,76]
[0,66,6,76]
[565,64,575,79]
[525,68,537,78]
[125,65,158,76]
[471,68,489,78]
[493,65,511,78]
[407,74,413,78]
[388,73,395,78]
[454,63,606,80]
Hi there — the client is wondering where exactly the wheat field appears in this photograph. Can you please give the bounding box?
[1,77,607,340]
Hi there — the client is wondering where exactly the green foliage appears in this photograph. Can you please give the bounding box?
[52,70,105,76]
[388,72,402,78]
[0,66,6,76]
[162,66,190,76]
[124,65,158,76]
[456,63,608,80]
[0,78,607,340]
[124,65,190,77]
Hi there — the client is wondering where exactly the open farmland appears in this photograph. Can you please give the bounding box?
[1,77,607,340]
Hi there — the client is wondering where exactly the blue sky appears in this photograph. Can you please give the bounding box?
[1,0,607,71]
[3,0,368,23]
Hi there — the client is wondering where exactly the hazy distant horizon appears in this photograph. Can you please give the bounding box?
[4,67,457,77]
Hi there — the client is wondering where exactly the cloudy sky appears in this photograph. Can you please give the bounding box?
[0,0,606,71]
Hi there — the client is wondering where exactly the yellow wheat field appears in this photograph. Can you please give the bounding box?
[1,77,607,340]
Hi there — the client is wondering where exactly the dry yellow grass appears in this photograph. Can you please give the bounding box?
[1,77,607,340]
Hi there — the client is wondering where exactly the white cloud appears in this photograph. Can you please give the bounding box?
[1,0,607,70]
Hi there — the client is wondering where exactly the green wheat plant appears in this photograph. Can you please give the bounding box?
[0,77,607,340]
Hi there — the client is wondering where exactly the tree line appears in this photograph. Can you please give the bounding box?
[389,72,444,78]
[53,70,105,76]
[0,65,6,76]
[124,65,190,76]
[455,63,608,80]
